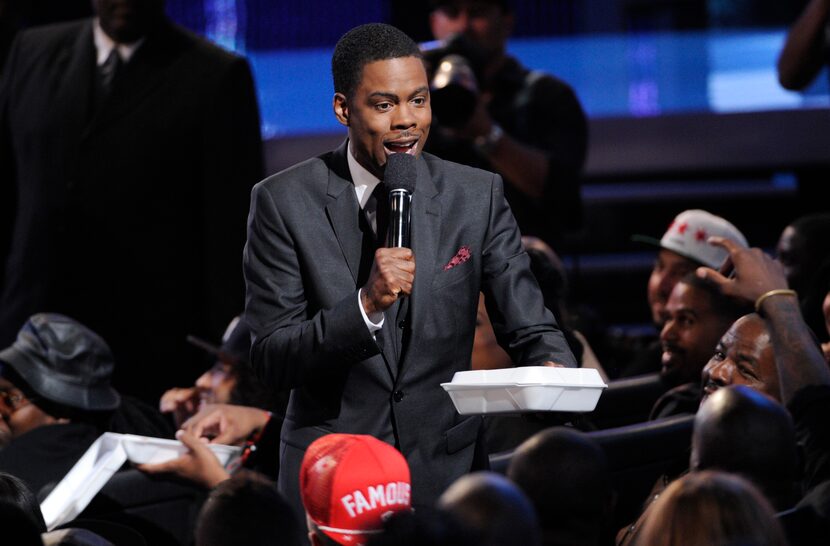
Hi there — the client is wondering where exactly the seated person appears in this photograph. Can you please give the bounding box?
[617,209,747,378]
[507,428,613,546]
[160,315,280,428]
[651,273,750,419]
[697,237,830,492]
[0,313,169,495]
[438,472,541,546]
[637,470,788,546]
[692,386,800,511]
[300,434,413,546]
[776,213,830,345]
[194,470,304,546]
[701,313,781,404]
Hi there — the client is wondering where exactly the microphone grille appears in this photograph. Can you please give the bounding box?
[384,153,417,193]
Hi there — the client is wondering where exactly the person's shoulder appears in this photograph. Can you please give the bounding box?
[422,152,496,185]
[158,21,248,69]
[14,18,89,51]
[254,154,332,195]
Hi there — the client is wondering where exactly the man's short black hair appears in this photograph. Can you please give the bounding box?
[332,23,422,97]
[677,272,752,324]
[429,0,511,14]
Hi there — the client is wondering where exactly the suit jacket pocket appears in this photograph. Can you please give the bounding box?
[445,415,482,454]
[432,260,474,291]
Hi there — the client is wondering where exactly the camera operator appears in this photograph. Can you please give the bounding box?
[423,0,588,248]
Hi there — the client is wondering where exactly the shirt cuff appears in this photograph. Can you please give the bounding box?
[358,289,384,333]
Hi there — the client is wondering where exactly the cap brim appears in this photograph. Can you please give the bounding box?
[631,234,663,248]
[186,335,221,356]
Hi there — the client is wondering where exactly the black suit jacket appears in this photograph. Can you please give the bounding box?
[244,142,576,509]
[0,19,263,400]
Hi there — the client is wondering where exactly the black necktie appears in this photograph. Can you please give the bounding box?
[371,182,389,246]
[100,49,123,96]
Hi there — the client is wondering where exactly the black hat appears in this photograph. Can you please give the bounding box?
[0,314,120,412]
[186,315,250,367]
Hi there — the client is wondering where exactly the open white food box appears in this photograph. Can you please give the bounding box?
[441,366,607,415]
[40,432,241,531]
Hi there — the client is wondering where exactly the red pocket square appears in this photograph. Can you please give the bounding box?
[443,246,471,271]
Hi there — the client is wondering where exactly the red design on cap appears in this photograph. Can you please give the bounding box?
[695,228,707,242]
[300,434,412,546]
[677,222,688,235]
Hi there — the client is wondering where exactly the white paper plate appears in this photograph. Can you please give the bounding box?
[441,366,607,414]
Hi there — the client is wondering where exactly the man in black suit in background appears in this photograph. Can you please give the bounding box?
[0,0,263,402]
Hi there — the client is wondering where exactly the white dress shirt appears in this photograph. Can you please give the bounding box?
[347,142,385,333]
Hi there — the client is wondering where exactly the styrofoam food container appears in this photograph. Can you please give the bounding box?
[40,432,128,530]
[441,367,607,414]
[120,434,242,466]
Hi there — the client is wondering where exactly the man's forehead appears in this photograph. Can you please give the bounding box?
[356,57,428,90]
[668,283,712,311]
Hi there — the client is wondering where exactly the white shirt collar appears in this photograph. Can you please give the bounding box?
[93,18,145,65]
[346,141,382,210]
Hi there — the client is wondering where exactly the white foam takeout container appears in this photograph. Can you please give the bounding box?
[441,366,607,415]
[40,432,241,530]
[120,434,241,466]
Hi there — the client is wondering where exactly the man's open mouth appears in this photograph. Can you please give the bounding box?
[384,139,418,155]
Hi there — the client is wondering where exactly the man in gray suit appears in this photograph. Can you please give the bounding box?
[243,23,575,514]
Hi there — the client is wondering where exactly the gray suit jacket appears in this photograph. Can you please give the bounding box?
[244,141,576,510]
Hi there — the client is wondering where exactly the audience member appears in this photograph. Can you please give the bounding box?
[776,213,830,343]
[650,273,750,418]
[0,0,264,403]
[700,313,781,403]
[0,500,44,546]
[777,0,830,90]
[691,386,799,510]
[0,313,169,495]
[300,434,413,546]
[507,428,614,546]
[160,316,279,428]
[194,470,304,546]
[423,0,588,246]
[438,471,541,546]
[620,209,747,378]
[697,237,830,492]
[366,508,477,546]
[0,472,46,532]
[138,428,232,490]
[635,470,788,546]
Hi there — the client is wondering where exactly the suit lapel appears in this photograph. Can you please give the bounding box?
[54,22,96,136]
[395,156,441,383]
[324,142,363,284]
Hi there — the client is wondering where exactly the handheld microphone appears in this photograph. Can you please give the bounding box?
[384,153,417,248]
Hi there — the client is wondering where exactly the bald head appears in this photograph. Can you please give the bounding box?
[507,428,612,545]
[691,386,797,509]
[439,472,540,546]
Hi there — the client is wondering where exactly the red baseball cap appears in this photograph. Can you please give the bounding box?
[300,434,412,545]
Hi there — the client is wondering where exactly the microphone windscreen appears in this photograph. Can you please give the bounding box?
[384,153,417,194]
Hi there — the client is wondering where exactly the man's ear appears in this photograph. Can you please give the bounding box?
[333,93,349,126]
